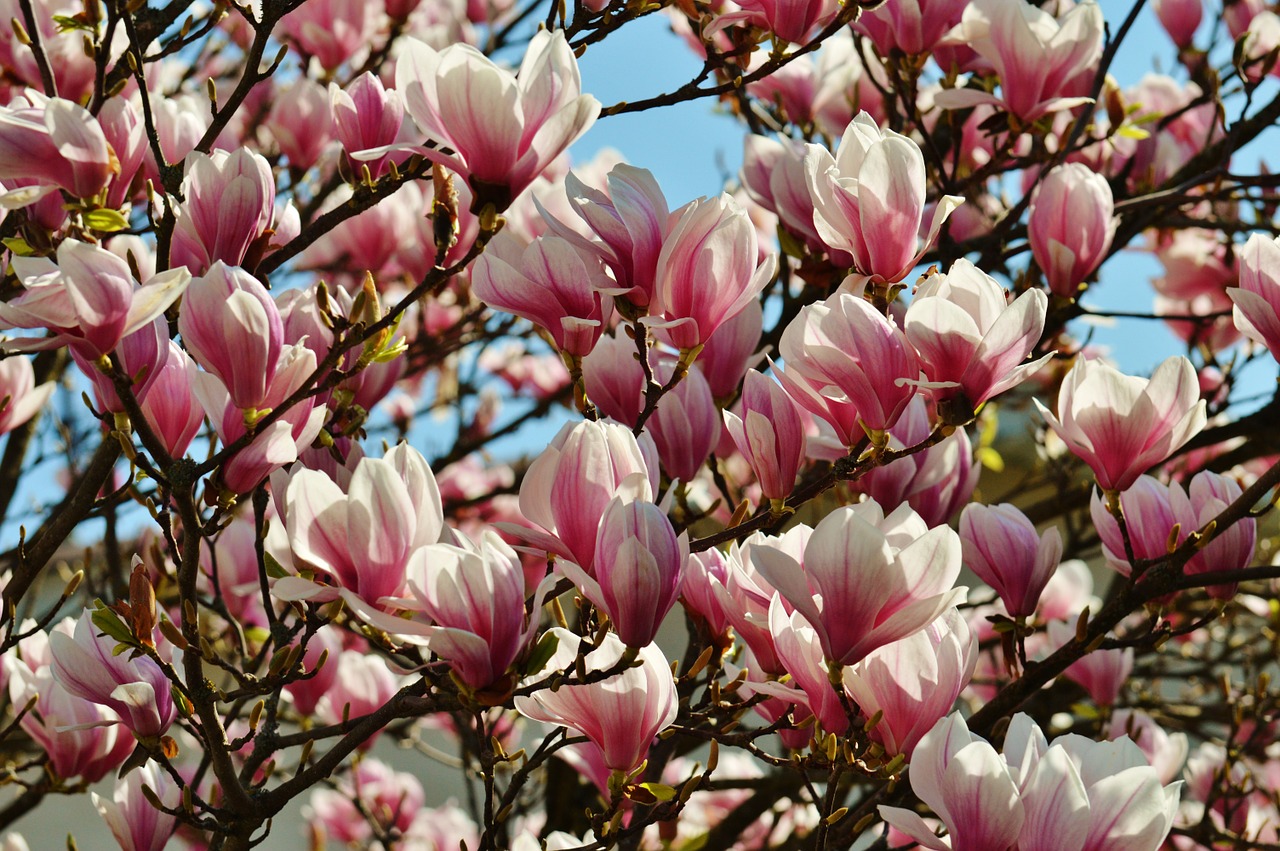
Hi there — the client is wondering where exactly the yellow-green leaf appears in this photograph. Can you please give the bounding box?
[85,208,130,232]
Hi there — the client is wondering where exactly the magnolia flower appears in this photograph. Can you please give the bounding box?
[1028,163,1117,298]
[751,500,966,666]
[1035,356,1206,493]
[170,148,276,275]
[49,609,176,741]
[936,0,1105,122]
[396,30,600,210]
[0,356,54,437]
[805,112,962,284]
[960,503,1063,619]
[1229,232,1280,361]
[723,369,806,502]
[904,258,1051,411]
[1,239,190,358]
[515,629,677,776]
[93,763,180,851]
[273,444,444,609]
[0,95,116,202]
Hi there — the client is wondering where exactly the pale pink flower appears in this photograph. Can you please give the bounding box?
[1230,232,1280,360]
[396,29,600,210]
[274,444,443,609]
[1028,163,1117,298]
[1047,619,1134,707]
[317,651,401,746]
[904,258,1051,411]
[936,0,1104,122]
[1,239,189,358]
[0,95,115,202]
[879,713,1025,851]
[170,148,276,275]
[0,356,54,436]
[761,599,850,735]
[280,0,377,70]
[265,78,333,171]
[501,420,658,572]
[646,193,776,352]
[191,345,327,493]
[723,369,805,501]
[960,503,1063,619]
[805,112,962,285]
[777,291,921,438]
[728,0,840,44]
[710,528,812,676]
[283,626,342,716]
[844,608,977,757]
[138,342,205,460]
[855,0,969,56]
[646,359,721,482]
[852,396,978,526]
[5,621,133,783]
[681,549,731,636]
[49,609,176,740]
[332,72,405,178]
[515,629,677,775]
[1036,356,1206,493]
[562,496,688,648]
[73,318,170,414]
[544,163,671,307]
[752,500,966,666]
[308,758,425,844]
[1154,0,1202,48]
[470,230,614,358]
[695,297,762,398]
[92,763,179,851]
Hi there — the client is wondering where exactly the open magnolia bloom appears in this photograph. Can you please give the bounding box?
[515,629,677,778]
[394,29,600,210]
[880,712,1182,851]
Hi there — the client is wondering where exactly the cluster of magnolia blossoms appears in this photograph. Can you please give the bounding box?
[0,0,1278,848]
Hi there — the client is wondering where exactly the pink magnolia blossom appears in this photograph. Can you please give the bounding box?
[751,500,966,666]
[581,331,645,426]
[515,629,677,775]
[904,259,1051,411]
[280,0,377,71]
[502,419,658,572]
[192,344,327,493]
[1035,355,1206,493]
[1,239,190,358]
[1047,619,1134,707]
[396,29,600,210]
[283,626,342,716]
[178,262,283,410]
[1004,713,1181,851]
[562,496,688,648]
[646,359,721,482]
[274,444,444,610]
[805,112,962,285]
[1027,163,1117,298]
[138,342,205,459]
[49,609,176,741]
[695,297,762,398]
[681,549,732,637]
[723,369,805,502]
[98,97,147,210]
[349,531,542,692]
[332,71,405,178]
[266,78,333,172]
[470,230,614,358]
[777,291,921,440]
[879,712,1025,851]
[854,0,969,57]
[1154,0,1202,48]
[960,503,1063,619]
[843,608,977,758]
[5,621,133,783]
[0,356,54,436]
[1108,710,1190,786]
[544,163,671,307]
[742,135,833,259]
[710,528,812,676]
[0,95,116,201]
[761,599,850,735]
[170,148,276,275]
[646,193,776,352]
[725,0,840,45]
[307,758,425,845]
[92,762,179,851]
[1229,232,1280,360]
[936,0,1104,122]
[317,651,401,746]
